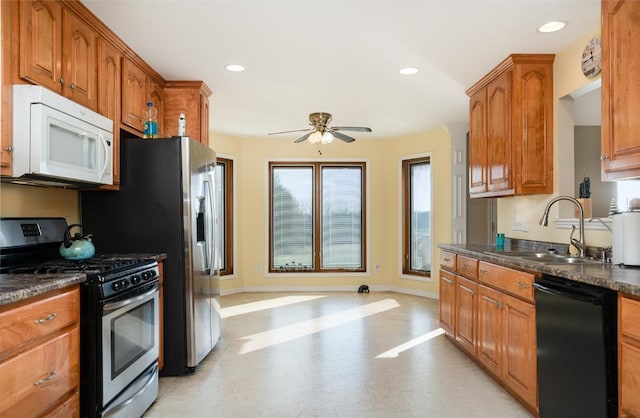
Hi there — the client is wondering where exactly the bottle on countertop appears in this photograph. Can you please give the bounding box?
[143,102,158,139]
[178,113,186,137]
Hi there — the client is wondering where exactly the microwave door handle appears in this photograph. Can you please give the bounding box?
[98,132,111,179]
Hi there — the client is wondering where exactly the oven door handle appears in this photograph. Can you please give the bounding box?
[103,284,159,313]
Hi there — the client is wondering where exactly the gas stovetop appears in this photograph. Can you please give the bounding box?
[6,255,153,276]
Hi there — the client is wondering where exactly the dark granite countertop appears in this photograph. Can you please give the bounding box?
[438,243,640,296]
[0,253,167,307]
[0,274,86,307]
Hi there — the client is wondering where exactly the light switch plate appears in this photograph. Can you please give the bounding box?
[512,217,528,232]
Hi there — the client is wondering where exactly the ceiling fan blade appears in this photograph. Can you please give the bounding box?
[332,126,372,132]
[268,128,312,135]
[331,131,356,143]
[294,132,313,143]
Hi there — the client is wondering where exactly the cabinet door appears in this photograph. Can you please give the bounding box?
[468,89,487,194]
[455,276,478,356]
[502,293,537,409]
[486,71,512,193]
[620,341,640,417]
[97,38,121,185]
[601,0,640,180]
[19,1,63,93]
[199,92,210,146]
[478,284,502,377]
[439,270,456,336]
[61,9,97,110]
[121,58,147,133]
[148,79,164,137]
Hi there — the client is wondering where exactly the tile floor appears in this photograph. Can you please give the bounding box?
[145,292,533,418]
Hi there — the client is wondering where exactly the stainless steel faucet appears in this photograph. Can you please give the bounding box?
[539,196,586,257]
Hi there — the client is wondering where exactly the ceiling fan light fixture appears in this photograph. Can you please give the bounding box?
[308,131,323,144]
[321,131,334,144]
[537,21,567,33]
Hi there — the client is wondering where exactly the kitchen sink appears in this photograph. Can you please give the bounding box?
[485,250,605,265]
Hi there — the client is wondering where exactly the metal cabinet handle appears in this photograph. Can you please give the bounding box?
[470,290,476,296]
[443,258,451,262]
[488,299,504,309]
[3,146,13,152]
[479,269,489,275]
[34,312,56,325]
[441,277,453,285]
[463,264,471,269]
[70,83,76,89]
[600,155,609,161]
[34,369,56,386]
[58,77,65,84]
[516,282,530,289]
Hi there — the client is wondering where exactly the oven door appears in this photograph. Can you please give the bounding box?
[101,284,159,406]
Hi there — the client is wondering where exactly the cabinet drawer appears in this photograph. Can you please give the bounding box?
[0,326,79,417]
[0,287,79,358]
[621,296,640,340]
[478,262,534,302]
[43,391,79,418]
[440,251,457,271]
[456,256,478,279]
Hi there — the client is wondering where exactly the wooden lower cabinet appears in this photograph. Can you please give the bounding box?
[0,287,80,417]
[619,295,640,417]
[439,256,538,413]
[439,269,456,335]
[455,276,478,356]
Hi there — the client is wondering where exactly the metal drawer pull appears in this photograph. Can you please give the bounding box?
[34,312,57,325]
[463,264,471,269]
[34,369,56,386]
[444,258,451,262]
[489,299,504,309]
[516,282,530,289]
[479,269,489,275]
[442,277,453,284]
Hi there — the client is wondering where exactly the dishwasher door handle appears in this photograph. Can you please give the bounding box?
[533,282,603,305]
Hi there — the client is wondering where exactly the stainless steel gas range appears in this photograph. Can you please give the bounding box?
[0,218,160,418]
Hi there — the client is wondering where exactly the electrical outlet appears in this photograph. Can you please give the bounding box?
[375,263,380,272]
[255,263,261,272]
[512,217,528,232]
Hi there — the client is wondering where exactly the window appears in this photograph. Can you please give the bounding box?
[215,158,233,276]
[402,156,431,277]
[269,162,366,273]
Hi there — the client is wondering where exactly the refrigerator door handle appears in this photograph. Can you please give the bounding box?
[204,173,216,276]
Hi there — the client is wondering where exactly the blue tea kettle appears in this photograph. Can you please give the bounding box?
[59,224,96,260]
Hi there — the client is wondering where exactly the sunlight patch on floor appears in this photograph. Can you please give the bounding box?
[221,295,326,318]
[375,328,446,358]
[238,298,400,354]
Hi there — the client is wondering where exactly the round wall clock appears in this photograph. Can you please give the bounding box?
[581,36,602,79]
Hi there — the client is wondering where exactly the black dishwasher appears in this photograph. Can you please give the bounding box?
[534,275,617,418]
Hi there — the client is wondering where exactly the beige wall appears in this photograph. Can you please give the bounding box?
[210,128,451,297]
[497,27,612,248]
[0,183,80,224]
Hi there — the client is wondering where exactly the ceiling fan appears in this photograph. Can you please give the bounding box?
[268,112,372,144]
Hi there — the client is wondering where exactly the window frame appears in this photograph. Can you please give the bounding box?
[268,161,367,274]
[216,157,234,276]
[402,156,432,278]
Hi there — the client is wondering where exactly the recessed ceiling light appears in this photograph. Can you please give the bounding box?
[400,67,419,75]
[225,64,245,72]
[538,21,567,33]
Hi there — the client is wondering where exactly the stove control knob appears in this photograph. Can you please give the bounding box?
[148,270,157,278]
[131,275,142,284]
[112,281,120,291]
[121,279,130,288]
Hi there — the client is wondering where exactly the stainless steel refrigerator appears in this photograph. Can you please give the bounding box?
[82,136,220,376]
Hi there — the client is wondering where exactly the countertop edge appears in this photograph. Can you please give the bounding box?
[438,243,640,296]
[0,274,86,307]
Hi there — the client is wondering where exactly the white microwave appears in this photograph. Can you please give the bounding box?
[9,85,113,187]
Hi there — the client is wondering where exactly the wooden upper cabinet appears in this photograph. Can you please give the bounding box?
[97,38,121,185]
[164,81,212,146]
[601,0,640,180]
[19,2,97,110]
[121,58,164,136]
[19,1,63,93]
[466,54,554,198]
[61,9,97,109]
[121,58,147,133]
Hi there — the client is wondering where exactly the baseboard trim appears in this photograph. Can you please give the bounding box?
[220,286,438,300]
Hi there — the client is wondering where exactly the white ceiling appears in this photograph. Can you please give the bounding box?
[82,0,601,141]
